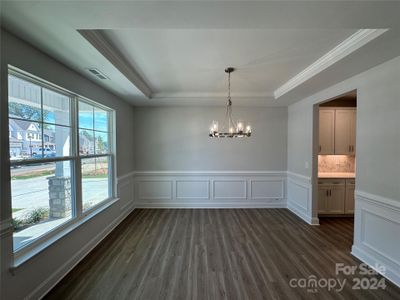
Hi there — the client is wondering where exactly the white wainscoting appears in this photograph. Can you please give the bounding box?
[213,180,247,200]
[117,172,135,211]
[133,171,286,208]
[352,190,400,287]
[287,171,318,225]
[176,180,210,200]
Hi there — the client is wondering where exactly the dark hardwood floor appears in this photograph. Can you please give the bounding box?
[45,209,400,300]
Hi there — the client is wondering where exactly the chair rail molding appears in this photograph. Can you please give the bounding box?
[132,171,287,208]
[352,190,400,288]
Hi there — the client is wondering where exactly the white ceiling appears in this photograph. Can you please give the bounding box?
[103,28,356,93]
[1,1,400,107]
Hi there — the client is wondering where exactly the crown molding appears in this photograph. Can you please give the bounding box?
[274,28,388,99]
[79,30,152,99]
[151,92,274,99]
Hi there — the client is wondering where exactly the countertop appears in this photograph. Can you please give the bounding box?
[318,172,356,179]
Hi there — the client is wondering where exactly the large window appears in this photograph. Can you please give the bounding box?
[8,69,115,252]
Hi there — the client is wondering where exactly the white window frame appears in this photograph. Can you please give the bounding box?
[77,98,116,215]
[8,66,117,262]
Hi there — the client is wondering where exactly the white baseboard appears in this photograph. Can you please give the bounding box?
[133,171,287,208]
[136,202,287,209]
[352,190,400,287]
[288,203,319,225]
[352,245,400,288]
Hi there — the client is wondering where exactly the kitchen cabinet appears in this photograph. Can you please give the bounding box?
[318,185,331,214]
[319,110,335,154]
[319,108,356,155]
[345,180,355,214]
[318,178,354,215]
[318,179,345,215]
[335,109,356,155]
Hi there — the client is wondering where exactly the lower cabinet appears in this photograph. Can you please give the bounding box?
[345,180,355,214]
[318,179,354,215]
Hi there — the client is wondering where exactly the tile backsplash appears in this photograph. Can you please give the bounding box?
[318,155,355,173]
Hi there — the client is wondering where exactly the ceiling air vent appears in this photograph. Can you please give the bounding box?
[87,68,109,80]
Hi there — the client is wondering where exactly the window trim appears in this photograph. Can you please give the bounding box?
[8,66,117,258]
[77,98,115,206]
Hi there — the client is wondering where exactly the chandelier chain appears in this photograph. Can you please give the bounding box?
[228,71,231,101]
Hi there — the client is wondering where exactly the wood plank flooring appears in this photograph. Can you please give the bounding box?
[45,209,400,300]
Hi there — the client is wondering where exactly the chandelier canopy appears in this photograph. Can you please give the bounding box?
[209,67,252,138]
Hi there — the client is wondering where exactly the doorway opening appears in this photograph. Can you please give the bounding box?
[312,90,357,231]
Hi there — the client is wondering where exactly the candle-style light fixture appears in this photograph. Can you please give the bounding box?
[209,67,252,138]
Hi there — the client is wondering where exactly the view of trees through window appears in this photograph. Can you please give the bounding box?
[8,70,114,252]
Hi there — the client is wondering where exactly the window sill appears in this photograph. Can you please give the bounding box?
[10,197,120,272]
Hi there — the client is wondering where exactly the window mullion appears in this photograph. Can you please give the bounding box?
[109,154,113,199]
[40,87,44,157]
[110,111,115,199]
[74,156,83,218]
[73,97,83,218]
[92,107,96,155]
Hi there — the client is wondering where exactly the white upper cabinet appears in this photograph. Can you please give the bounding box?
[335,109,357,154]
[350,109,356,154]
[319,108,356,155]
[319,110,335,154]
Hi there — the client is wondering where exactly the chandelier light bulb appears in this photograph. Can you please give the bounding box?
[237,122,243,132]
[210,121,218,133]
[213,121,218,131]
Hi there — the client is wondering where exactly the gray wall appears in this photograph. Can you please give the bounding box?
[287,103,313,177]
[133,106,288,171]
[356,58,400,200]
[0,29,135,299]
[287,55,400,200]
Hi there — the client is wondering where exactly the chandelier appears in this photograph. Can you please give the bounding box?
[209,67,252,138]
